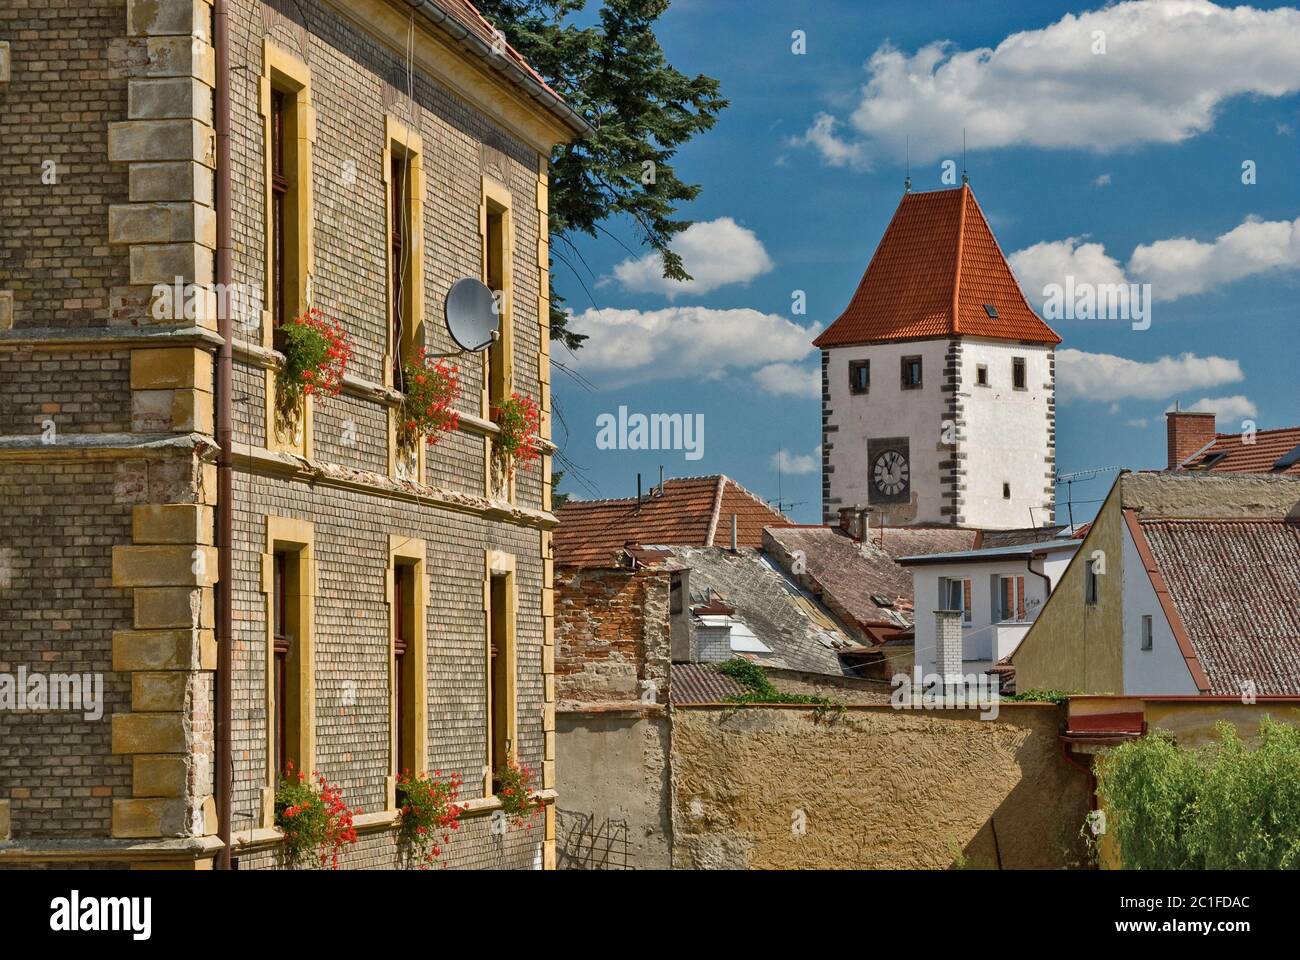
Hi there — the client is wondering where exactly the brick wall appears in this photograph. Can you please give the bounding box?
[555,565,672,706]
[0,459,134,838]
[0,0,134,329]
[1,0,562,868]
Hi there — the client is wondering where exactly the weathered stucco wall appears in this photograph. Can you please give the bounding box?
[555,708,671,869]
[670,703,1089,869]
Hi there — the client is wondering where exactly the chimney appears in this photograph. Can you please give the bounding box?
[837,505,869,539]
[935,609,964,691]
[1166,411,1217,470]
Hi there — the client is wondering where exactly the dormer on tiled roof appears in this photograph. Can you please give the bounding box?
[813,184,1061,348]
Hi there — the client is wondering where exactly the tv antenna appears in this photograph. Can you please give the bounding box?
[1055,465,1125,531]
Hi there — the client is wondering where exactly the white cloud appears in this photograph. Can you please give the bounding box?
[1171,395,1258,420]
[1093,173,1112,187]
[1057,348,1243,401]
[1009,216,1300,309]
[1008,238,1128,311]
[567,306,817,382]
[787,113,870,170]
[609,217,774,298]
[752,362,821,399]
[1129,215,1300,300]
[797,1,1300,167]
[771,447,820,476]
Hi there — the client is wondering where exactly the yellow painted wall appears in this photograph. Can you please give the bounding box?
[1012,477,1124,694]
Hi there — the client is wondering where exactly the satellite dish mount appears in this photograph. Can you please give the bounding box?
[443,277,500,354]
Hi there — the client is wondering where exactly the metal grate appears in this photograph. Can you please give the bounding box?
[556,810,633,870]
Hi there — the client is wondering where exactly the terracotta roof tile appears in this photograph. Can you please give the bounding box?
[554,476,789,568]
[1138,518,1300,695]
[434,0,568,105]
[1186,426,1300,476]
[762,526,914,642]
[814,185,1061,348]
[865,526,982,559]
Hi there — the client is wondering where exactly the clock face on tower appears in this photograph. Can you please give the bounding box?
[872,449,909,498]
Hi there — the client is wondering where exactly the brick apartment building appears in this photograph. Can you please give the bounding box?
[0,0,586,868]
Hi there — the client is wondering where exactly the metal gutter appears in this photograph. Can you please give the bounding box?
[404,0,593,138]
[213,0,234,870]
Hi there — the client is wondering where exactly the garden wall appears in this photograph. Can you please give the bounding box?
[670,702,1089,869]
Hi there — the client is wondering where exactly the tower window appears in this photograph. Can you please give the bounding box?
[1002,482,1011,499]
[1012,357,1027,390]
[976,364,989,387]
[1141,614,1153,651]
[900,356,922,390]
[849,359,869,394]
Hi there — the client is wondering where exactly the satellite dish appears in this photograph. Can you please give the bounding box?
[444,277,499,352]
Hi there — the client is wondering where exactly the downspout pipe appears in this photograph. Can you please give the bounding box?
[213,0,234,870]
[1026,552,1053,608]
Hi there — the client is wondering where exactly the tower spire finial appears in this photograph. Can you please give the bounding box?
[961,128,969,185]
[904,136,911,194]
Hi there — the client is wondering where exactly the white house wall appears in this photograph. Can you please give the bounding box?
[822,337,1055,529]
[823,339,951,525]
[910,557,1057,676]
[957,339,1056,529]
[1121,522,1199,695]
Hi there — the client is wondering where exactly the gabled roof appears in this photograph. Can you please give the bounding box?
[1129,515,1300,696]
[762,526,914,643]
[813,185,1061,348]
[554,475,789,568]
[414,1,591,138]
[1183,426,1300,476]
[669,546,859,676]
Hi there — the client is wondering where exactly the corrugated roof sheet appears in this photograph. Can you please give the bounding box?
[554,476,789,568]
[670,662,746,704]
[1140,518,1300,695]
[813,185,1061,348]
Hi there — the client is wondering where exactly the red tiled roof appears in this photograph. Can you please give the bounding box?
[1136,517,1300,695]
[813,185,1061,348]
[554,476,790,568]
[1185,426,1300,476]
[435,0,568,105]
[866,526,982,559]
[762,526,913,640]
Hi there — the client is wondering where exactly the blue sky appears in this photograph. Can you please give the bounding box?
[551,0,1300,523]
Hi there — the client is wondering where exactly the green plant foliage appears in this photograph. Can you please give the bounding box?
[1192,720,1300,869]
[475,0,728,350]
[1098,719,1300,870]
[1000,689,1074,704]
[715,657,844,717]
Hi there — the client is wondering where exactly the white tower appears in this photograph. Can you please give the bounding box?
[817,185,1060,530]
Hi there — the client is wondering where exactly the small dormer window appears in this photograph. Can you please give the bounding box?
[983,304,999,319]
